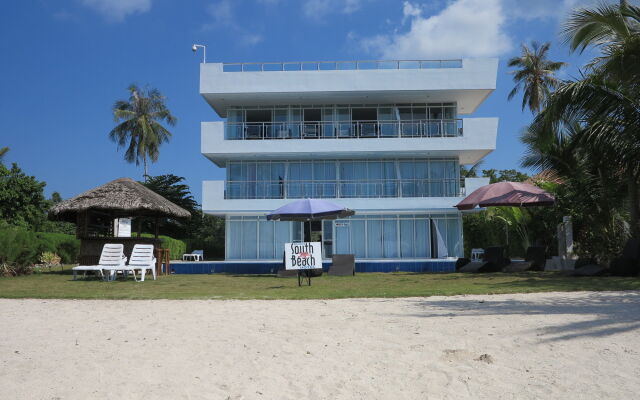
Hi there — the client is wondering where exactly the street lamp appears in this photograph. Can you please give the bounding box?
[192,44,206,63]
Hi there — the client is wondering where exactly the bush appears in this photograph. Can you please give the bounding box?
[141,233,186,260]
[0,225,80,271]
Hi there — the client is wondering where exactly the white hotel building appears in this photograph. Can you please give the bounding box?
[198,59,497,273]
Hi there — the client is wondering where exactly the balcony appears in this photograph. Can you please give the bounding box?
[200,58,499,117]
[201,117,498,166]
[202,180,471,215]
[224,119,462,140]
[225,179,460,199]
[222,59,463,72]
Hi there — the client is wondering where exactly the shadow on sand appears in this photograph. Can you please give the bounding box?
[405,291,640,342]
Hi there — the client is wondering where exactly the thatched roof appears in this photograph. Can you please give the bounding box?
[48,177,191,222]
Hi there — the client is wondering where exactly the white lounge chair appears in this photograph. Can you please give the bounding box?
[182,250,203,261]
[72,244,127,280]
[128,244,157,282]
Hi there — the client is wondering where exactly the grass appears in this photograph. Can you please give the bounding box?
[0,265,639,300]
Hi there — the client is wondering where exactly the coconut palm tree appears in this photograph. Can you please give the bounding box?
[0,147,8,165]
[556,1,640,235]
[109,84,177,180]
[507,41,567,114]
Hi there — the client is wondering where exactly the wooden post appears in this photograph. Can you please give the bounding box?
[137,217,142,238]
[154,217,159,239]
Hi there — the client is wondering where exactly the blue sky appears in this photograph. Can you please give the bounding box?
[0,0,619,202]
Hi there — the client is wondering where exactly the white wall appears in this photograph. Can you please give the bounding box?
[200,59,499,117]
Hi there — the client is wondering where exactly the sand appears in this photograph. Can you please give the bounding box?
[1,291,639,399]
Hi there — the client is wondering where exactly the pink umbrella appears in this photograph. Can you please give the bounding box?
[455,181,554,210]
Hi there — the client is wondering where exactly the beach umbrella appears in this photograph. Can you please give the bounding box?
[267,198,355,222]
[455,181,555,249]
[267,199,355,286]
[455,181,555,210]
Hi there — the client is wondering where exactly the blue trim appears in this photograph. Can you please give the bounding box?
[169,260,455,274]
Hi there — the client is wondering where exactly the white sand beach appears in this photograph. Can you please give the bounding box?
[1,291,640,399]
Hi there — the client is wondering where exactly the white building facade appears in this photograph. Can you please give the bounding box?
[200,59,497,269]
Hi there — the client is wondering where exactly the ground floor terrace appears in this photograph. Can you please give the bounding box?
[225,211,460,258]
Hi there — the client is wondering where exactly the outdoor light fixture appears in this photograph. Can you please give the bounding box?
[192,44,206,63]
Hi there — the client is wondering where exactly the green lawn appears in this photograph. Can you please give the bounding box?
[0,266,638,300]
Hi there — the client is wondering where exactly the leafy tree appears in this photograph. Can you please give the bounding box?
[142,174,225,258]
[0,163,47,229]
[143,175,198,213]
[109,84,177,180]
[507,41,567,114]
[482,169,530,184]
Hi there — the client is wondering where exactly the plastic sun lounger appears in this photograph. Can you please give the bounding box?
[72,243,127,280]
[128,244,157,282]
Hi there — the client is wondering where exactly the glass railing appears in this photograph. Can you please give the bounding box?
[224,120,462,140]
[222,59,463,72]
[225,179,460,199]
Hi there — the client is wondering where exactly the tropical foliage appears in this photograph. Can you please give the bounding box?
[507,41,566,113]
[142,174,225,259]
[518,1,640,262]
[109,84,177,179]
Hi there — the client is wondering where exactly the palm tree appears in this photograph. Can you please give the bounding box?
[507,41,567,114]
[109,84,177,180]
[556,1,640,235]
[0,147,8,164]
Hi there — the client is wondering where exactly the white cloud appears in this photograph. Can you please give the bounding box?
[80,0,151,22]
[361,0,512,59]
[202,1,264,46]
[302,0,364,20]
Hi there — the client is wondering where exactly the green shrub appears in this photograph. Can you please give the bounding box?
[0,225,80,270]
[34,232,79,264]
[140,234,186,260]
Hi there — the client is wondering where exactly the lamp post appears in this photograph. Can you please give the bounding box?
[191,44,206,63]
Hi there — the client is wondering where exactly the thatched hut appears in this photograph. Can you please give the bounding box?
[49,177,191,265]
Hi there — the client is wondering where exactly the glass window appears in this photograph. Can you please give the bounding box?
[241,220,257,259]
[367,219,383,258]
[415,219,430,258]
[227,220,242,259]
[259,220,274,259]
[383,219,398,258]
[351,220,366,258]
[335,222,350,254]
[400,219,415,258]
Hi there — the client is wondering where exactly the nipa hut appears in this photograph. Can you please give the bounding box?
[49,177,191,265]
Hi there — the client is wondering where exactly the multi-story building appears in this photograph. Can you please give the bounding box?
[199,58,497,273]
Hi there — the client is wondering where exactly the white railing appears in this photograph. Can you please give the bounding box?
[225,179,460,199]
[222,59,463,72]
[224,119,462,140]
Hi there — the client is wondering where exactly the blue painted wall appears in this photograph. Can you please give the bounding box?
[169,260,456,275]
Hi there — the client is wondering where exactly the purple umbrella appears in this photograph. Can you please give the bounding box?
[267,199,355,221]
[455,181,555,210]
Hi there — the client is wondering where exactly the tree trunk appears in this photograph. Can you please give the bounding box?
[629,173,640,237]
[143,156,148,182]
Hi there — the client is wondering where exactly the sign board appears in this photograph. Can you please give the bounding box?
[285,242,321,270]
[114,218,132,238]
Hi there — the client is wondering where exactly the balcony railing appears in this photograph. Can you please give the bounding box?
[225,179,460,199]
[222,59,463,72]
[224,119,462,140]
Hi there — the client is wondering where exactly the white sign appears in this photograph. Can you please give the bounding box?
[284,242,321,270]
[114,218,132,237]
